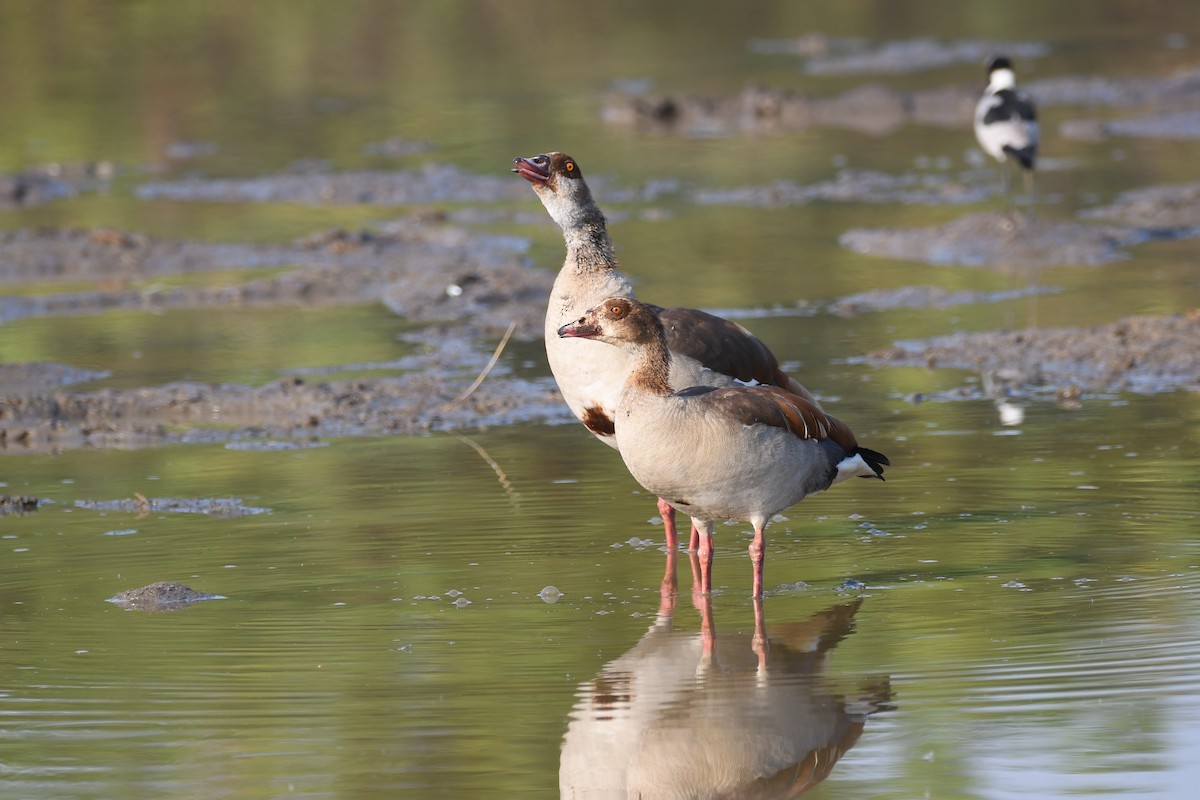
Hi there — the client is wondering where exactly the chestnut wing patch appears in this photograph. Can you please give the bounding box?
[657,306,784,386]
[700,385,860,452]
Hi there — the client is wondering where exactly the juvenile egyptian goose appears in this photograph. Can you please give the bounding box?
[974,56,1039,203]
[513,152,819,562]
[558,298,888,598]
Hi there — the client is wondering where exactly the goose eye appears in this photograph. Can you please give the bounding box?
[609,304,624,317]
[564,161,575,173]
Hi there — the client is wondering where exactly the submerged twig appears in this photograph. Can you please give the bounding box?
[437,320,517,416]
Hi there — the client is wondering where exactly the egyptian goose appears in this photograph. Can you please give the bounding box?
[512,151,819,564]
[558,297,888,597]
[974,56,1038,203]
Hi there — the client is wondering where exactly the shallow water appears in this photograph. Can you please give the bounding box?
[4,2,1200,798]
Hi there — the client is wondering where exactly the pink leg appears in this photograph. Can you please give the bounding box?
[688,521,700,552]
[657,497,679,552]
[749,525,767,598]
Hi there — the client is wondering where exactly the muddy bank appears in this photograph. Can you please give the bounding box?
[867,308,1200,396]
[693,167,996,207]
[0,216,573,452]
[603,81,979,137]
[1081,182,1200,230]
[136,162,529,206]
[0,352,566,452]
[77,496,271,517]
[603,64,1200,138]
[0,222,550,337]
[840,211,1158,268]
[761,37,1048,76]
[829,284,1058,317]
[745,35,1047,72]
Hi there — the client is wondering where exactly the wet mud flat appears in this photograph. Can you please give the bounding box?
[867,308,1200,398]
[604,58,1200,139]
[839,211,1162,269]
[5,146,1200,454]
[0,217,569,453]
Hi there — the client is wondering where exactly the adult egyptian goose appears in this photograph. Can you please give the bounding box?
[974,56,1038,203]
[513,152,819,560]
[558,297,888,598]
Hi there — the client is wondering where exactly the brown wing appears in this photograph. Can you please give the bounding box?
[656,306,820,405]
[680,383,859,453]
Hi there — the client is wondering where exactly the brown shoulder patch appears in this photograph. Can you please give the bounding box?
[582,406,616,437]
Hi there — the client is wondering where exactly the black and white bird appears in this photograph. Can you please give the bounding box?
[974,56,1038,205]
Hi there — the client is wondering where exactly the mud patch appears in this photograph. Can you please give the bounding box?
[0,362,112,395]
[867,308,1200,396]
[76,497,272,516]
[829,285,1058,317]
[1062,109,1200,142]
[693,168,995,207]
[795,38,1048,76]
[1081,182,1200,230]
[107,581,225,611]
[1,362,567,452]
[603,64,1200,138]
[840,211,1152,268]
[602,82,980,136]
[137,163,529,206]
[0,222,549,338]
[1028,66,1200,108]
[224,440,331,452]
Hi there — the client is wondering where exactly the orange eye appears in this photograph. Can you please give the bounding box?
[565,161,575,173]
[609,303,624,317]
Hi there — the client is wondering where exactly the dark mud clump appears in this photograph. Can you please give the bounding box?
[76,496,271,517]
[1,495,40,515]
[107,581,225,611]
[840,211,1152,268]
[1081,182,1200,230]
[867,308,1200,396]
[829,285,1058,317]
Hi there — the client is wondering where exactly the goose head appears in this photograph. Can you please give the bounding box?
[512,152,598,231]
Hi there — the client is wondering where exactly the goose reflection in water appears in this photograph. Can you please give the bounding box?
[560,578,891,799]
